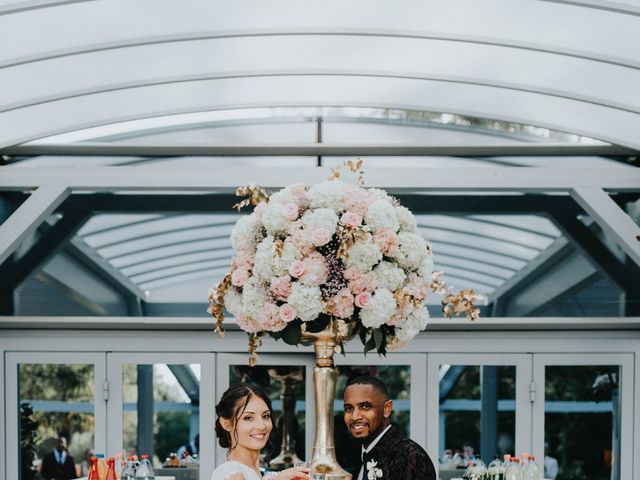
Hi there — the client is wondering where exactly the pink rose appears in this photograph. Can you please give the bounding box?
[343,268,357,281]
[310,228,332,247]
[373,230,400,256]
[341,211,362,228]
[283,203,299,221]
[279,303,297,322]
[231,268,250,287]
[348,272,377,295]
[270,276,292,301]
[289,261,305,278]
[326,288,355,318]
[355,292,372,309]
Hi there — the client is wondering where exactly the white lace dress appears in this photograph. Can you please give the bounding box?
[211,460,278,480]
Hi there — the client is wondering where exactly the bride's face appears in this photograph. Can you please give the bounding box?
[231,395,273,451]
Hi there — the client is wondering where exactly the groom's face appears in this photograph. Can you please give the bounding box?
[343,384,392,445]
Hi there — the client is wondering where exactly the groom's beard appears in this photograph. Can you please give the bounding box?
[350,421,387,446]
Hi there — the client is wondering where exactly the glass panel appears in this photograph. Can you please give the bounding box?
[227,365,307,471]
[438,365,516,479]
[334,365,411,477]
[122,363,201,475]
[544,365,621,480]
[18,363,95,480]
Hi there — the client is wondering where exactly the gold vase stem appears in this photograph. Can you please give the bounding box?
[306,321,351,480]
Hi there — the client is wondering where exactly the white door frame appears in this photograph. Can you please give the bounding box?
[426,353,533,470]
[531,353,634,480]
[215,353,316,467]
[106,352,215,480]
[5,351,107,480]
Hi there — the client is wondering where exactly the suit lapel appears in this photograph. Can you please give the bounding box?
[366,426,401,477]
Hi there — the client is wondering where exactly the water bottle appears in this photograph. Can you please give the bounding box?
[522,455,542,480]
[505,456,521,480]
[137,454,155,479]
[487,457,503,480]
[121,457,137,480]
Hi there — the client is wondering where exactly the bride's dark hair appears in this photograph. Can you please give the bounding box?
[215,383,273,451]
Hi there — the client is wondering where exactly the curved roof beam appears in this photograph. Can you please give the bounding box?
[2,36,638,114]
[2,76,639,149]
[2,1,638,65]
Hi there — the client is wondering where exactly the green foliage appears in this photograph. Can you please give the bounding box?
[20,403,39,480]
[18,364,95,461]
[154,411,190,463]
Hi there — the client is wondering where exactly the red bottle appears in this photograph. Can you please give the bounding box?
[87,456,100,480]
[107,457,118,480]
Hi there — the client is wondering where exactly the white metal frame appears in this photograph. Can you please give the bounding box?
[215,353,316,466]
[426,353,533,471]
[1,329,639,479]
[531,353,635,480]
[4,351,107,480]
[105,352,215,480]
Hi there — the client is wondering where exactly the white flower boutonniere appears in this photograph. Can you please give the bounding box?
[366,460,383,480]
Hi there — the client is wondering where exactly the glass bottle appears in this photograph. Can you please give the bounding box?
[87,456,101,480]
[106,457,118,480]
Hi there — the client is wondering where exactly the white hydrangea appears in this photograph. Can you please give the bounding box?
[261,203,292,235]
[241,277,267,319]
[367,188,391,203]
[396,232,428,270]
[301,208,339,234]
[287,283,323,322]
[360,288,397,328]
[346,242,382,273]
[272,241,302,276]
[394,305,429,342]
[307,180,347,211]
[418,253,434,280]
[223,288,243,317]
[230,213,263,253]
[374,261,407,291]
[395,205,418,233]
[365,199,399,233]
[253,236,276,281]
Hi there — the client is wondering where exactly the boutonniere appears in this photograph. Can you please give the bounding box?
[366,460,383,480]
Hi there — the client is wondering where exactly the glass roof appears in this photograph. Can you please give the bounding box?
[1,1,639,148]
[75,211,562,305]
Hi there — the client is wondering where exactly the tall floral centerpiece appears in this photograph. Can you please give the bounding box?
[209,161,479,479]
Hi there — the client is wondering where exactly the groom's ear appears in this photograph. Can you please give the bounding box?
[383,399,393,419]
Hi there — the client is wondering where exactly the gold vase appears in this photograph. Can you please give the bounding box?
[301,319,352,480]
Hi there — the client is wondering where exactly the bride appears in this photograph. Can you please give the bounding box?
[212,383,310,480]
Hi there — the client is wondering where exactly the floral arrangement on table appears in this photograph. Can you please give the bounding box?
[209,161,480,364]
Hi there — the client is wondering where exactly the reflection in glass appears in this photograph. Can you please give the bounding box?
[438,365,516,478]
[123,363,200,471]
[18,363,95,480]
[545,365,620,480]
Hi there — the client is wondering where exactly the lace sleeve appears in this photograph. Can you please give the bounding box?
[262,472,279,480]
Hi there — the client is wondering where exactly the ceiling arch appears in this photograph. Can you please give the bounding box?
[1,0,639,148]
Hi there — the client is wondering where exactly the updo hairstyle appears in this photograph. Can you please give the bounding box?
[215,383,273,450]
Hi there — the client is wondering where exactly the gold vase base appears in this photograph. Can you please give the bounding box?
[312,471,352,480]
[269,452,303,470]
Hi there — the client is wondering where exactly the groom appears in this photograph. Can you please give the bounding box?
[342,375,436,480]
